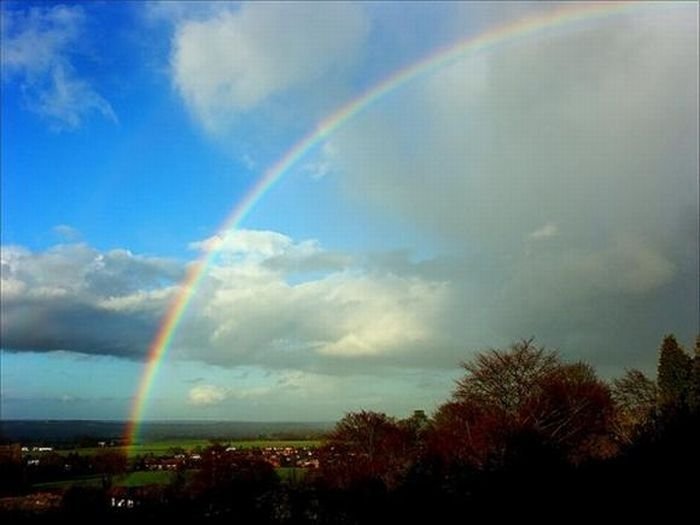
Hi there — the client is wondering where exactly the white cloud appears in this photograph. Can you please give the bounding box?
[98,288,176,313]
[2,4,116,129]
[145,1,228,25]
[52,224,82,242]
[177,230,452,369]
[188,384,227,406]
[528,223,558,241]
[197,269,448,363]
[171,2,369,130]
[302,142,337,180]
[190,229,295,259]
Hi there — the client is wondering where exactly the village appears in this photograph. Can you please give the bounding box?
[2,440,324,512]
[12,440,322,474]
[135,444,320,471]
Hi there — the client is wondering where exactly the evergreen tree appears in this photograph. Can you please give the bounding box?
[611,369,657,442]
[657,334,692,411]
[688,336,700,414]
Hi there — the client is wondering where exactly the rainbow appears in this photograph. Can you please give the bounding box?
[125,1,672,445]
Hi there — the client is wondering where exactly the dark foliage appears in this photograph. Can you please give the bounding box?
[657,334,692,411]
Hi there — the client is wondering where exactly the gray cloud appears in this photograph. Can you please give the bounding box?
[322,6,698,372]
[1,244,181,357]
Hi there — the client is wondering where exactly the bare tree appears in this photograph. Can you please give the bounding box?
[440,340,615,465]
[455,339,559,415]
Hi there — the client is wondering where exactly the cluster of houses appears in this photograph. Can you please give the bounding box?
[20,446,53,453]
[139,445,320,471]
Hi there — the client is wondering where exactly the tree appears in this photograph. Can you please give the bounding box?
[319,410,412,488]
[400,410,429,435]
[398,410,429,454]
[0,444,25,494]
[92,450,127,488]
[445,340,614,465]
[688,336,700,413]
[657,334,692,411]
[523,362,615,461]
[192,443,279,518]
[611,369,658,443]
[426,400,497,467]
[454,339,560,416]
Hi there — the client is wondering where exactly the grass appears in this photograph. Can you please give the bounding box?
[276,468,309,483]
[33,467,309,491]
[117,471,174,487]
[33,471,175,490]
[33,475,104,490]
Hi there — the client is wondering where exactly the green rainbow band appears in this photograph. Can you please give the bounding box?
[125,1,677,445]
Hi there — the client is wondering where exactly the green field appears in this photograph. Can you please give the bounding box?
[55,439,321,458]
[117,470,174,487]
[31,439,320,489]
[276,468,309,483]
[33,475,104,490]
[32,471,174,490]
[33,468,308,490]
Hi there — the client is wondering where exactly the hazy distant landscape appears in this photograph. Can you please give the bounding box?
[0,421,331,443]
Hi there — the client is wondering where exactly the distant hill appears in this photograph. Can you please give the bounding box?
[0,420,333,443]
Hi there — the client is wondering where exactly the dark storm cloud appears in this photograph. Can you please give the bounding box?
[326,7,699,372]
[1,243,181,358]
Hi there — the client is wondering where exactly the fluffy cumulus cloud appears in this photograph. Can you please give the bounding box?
[173,230,453,371]
[1,4,116,129]
[188,384,227,406]
[52,224,82,242]
[321,5,699,369]
[171,1,369,130]
[1,230,455,374]
[528,223,558,241]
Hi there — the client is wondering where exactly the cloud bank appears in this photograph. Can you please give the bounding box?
[1,231,454,375]
[1,243,181,357]
[321,6,698,369]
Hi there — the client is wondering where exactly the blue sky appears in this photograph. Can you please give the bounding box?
[1,2,698,421]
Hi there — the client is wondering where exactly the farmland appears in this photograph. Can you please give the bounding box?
[24,438,322,490]
[53,439,322,458]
